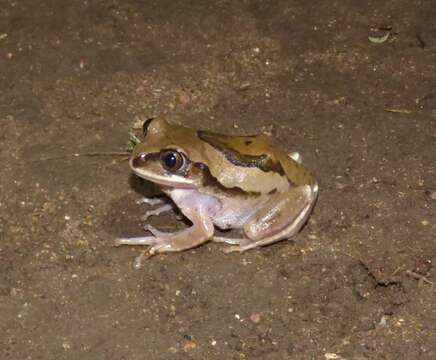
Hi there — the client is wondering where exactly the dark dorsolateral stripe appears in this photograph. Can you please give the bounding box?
[197,131,285,175]
[132,152,160,168]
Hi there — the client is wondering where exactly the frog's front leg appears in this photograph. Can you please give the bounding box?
[141,204,173,222]
[115,205,214,266]
[224,184,317,253]
[136,196,174,221]
[136,196,166,206]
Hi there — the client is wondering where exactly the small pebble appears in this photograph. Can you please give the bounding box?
[250,313,261,323]
[182,340,197,352]
[324,354,342,360]
[177,91,191,105]
[379,315,388,326]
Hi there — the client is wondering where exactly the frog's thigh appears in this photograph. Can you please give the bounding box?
[240,185,314,249]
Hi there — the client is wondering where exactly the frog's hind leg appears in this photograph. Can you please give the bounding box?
[212,236,251,246]
[225,185,317,253]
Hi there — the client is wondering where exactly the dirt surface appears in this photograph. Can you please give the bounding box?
[1,1,436,359]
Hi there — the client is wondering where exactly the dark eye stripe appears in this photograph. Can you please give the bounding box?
[132,152,160,167]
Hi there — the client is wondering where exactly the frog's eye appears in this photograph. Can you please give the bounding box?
[160,150,186,172]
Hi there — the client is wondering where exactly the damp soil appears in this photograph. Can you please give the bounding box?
[1,1,436,359]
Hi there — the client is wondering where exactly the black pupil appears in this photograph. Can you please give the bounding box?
[164,152,178,168]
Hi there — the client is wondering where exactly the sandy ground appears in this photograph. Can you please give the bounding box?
[1,1,436,359]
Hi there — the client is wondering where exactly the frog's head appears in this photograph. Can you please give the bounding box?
[130,118,207,189]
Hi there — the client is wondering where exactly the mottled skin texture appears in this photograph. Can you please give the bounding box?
[115,117,318,266]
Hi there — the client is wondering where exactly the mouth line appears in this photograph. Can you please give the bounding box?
[131,167,196,189]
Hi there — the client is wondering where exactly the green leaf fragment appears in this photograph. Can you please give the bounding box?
[127,132,141,152]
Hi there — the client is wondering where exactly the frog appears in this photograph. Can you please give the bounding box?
[116,117,318,267]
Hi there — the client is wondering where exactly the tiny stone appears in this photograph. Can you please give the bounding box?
[324,354,341,360]
[335,182,345,190]
[239,82,251,90]
[379,315,388,326]
[250,313,261,323]
[182,340,197,352]
[177,92,191,105]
